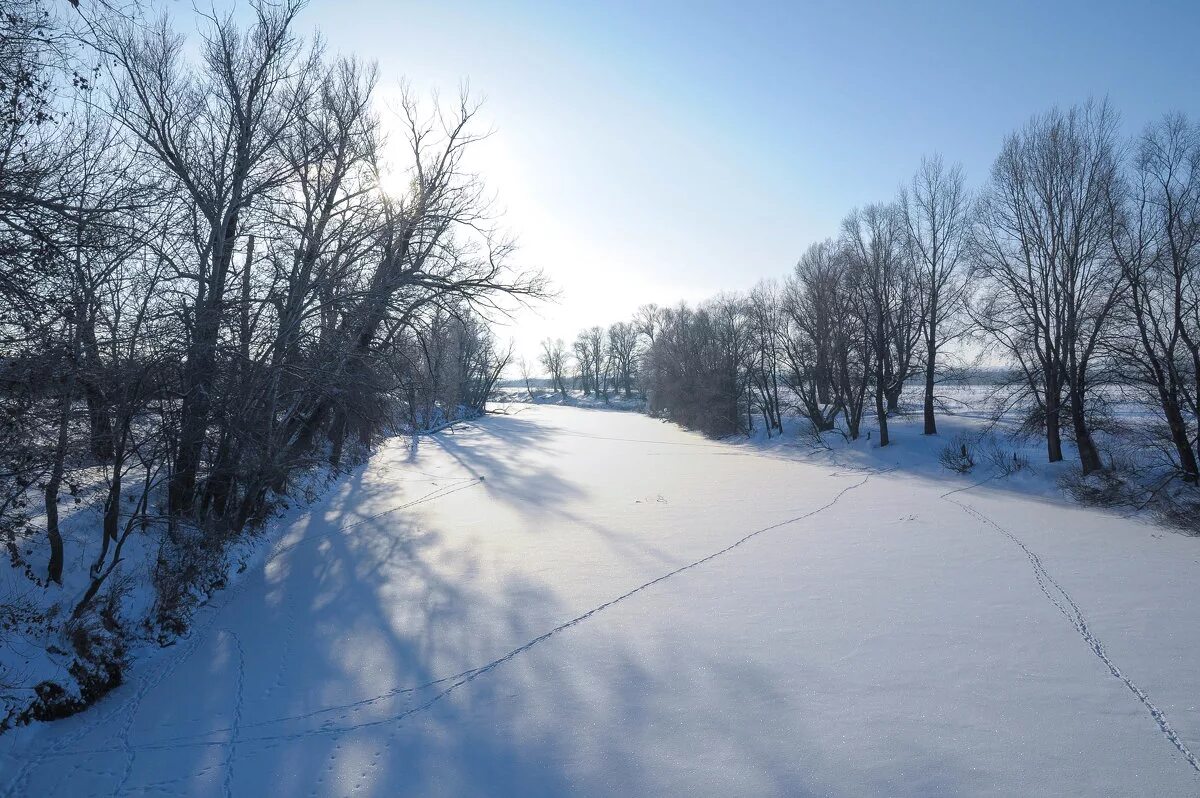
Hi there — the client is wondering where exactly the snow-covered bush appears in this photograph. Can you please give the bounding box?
[985,440,1030,476]
[151,525,229,640]
[1155,489,1200,536]
[939,434,977,473]
[1060,468,1131,509]
[17,578,131,728]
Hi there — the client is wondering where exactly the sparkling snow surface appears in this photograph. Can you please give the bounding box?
[3,404,1199,796]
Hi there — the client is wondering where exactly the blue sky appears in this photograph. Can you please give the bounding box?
[304,0,1200,361]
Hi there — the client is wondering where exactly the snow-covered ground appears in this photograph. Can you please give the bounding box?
[2,403,1198,796]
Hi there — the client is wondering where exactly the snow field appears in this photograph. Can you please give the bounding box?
[2,403,1198,796]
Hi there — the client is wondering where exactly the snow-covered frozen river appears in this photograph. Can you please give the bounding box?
[3,404,1199,796]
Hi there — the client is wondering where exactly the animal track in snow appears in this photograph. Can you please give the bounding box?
[942,484,1200,776]
[221,630,245,798]
[37,473,875,757]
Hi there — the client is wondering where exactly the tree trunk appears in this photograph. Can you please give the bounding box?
[78,314,114,462]
[1044,387,1063,463]
[1162,394,1199,483]
[885,384,901,413]
[170,352,212,516]
[839,348,861,440]
[923,329,937,435]
[769,368,782,431]
[1069,388,1102,474]
[93,457,123,577]
[171,209,244,516]
[240,234,255,369]
[875,381,890,447]
[75,471,149,622]
[815,346,831,405]
[44,387,71,585]
[329,408,347,469]
[202,426,235,519]
[82,382,114,462]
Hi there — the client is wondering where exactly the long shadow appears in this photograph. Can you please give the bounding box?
[13,460,589,796]
[433,415,687,571]
[428,415,589,518]
[10,409,1018,796]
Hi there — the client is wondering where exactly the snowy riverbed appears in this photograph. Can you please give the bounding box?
[2,403,1198,796]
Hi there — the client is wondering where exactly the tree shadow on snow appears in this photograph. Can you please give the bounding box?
[13,410,1000,797]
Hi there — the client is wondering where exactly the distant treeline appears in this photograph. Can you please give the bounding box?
[551,101,1200,491]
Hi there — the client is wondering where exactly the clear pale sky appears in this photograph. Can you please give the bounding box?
[304,0,1199,365]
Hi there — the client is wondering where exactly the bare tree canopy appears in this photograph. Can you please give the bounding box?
[973,100,1123,473]
[0,1,546,611]
[901,155,972,436]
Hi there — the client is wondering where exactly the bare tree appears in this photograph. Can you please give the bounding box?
[973,101,1123,473]
[842,203,918,446]
[99,1,314,515]
[643,298,753,436]
[747,281,784,435]
[211,54,380,514]
[782,241,856,434]
[901,155,972,435]
[1109,113,1200,483]
[572,333,593,395]
[540,337,569,397]
[584,326,609,400]
[633,303,663,344]
[517,356,535,398]
[607,321,639,398]
[258,89,545,529]
[0,0,563,717]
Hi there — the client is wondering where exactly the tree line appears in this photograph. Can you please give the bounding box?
[557,100,1200,492]
[0,0,541,612]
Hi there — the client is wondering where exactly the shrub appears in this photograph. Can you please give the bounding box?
[21,579,130,726]
[1155,489,1200,536]
[985,440,1030,476]
[939,434,977,473]
[152,525,226,640]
